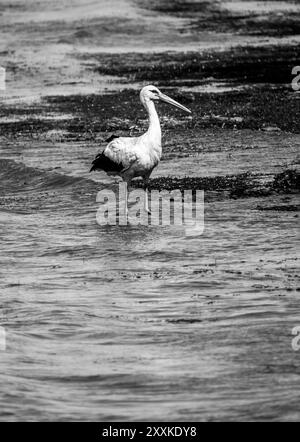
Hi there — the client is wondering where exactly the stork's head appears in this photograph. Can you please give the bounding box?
[140,85,191,114]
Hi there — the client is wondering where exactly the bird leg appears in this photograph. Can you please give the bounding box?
[143,178,151,215]
[124,181,129,218]
[124,176,134,219]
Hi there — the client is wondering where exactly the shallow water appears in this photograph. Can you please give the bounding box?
[0,0,300,423]
[0,139,299,421]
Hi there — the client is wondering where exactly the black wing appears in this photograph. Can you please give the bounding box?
[90,135,123,173]
[90,152,124,173]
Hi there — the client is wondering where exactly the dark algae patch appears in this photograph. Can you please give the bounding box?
[132,169,300,200]
[1,44,299,140]
[76,44,300,134]
[273,169,300,193]
[137,0,300,37]
[256,204,299,212]
[92,45,300,84]
[1,86,298,138]
[47,76,299,136]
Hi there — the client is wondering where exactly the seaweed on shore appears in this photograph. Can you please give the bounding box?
[132,169,300,199]
[137,0,300,37]
[91,45,300,84]
[273,169,300,193]
[1,83,298,138]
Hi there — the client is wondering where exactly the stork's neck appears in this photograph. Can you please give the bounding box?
[145,101,161,141]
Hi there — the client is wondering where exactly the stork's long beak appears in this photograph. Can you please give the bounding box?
[159,93,192,114]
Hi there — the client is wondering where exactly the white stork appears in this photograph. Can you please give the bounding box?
[90,85,191,214]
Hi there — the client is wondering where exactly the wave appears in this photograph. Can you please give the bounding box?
[0,159,98,194]
[0,159,103,214]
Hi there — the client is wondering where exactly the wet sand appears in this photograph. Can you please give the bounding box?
[0,0,299,422]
